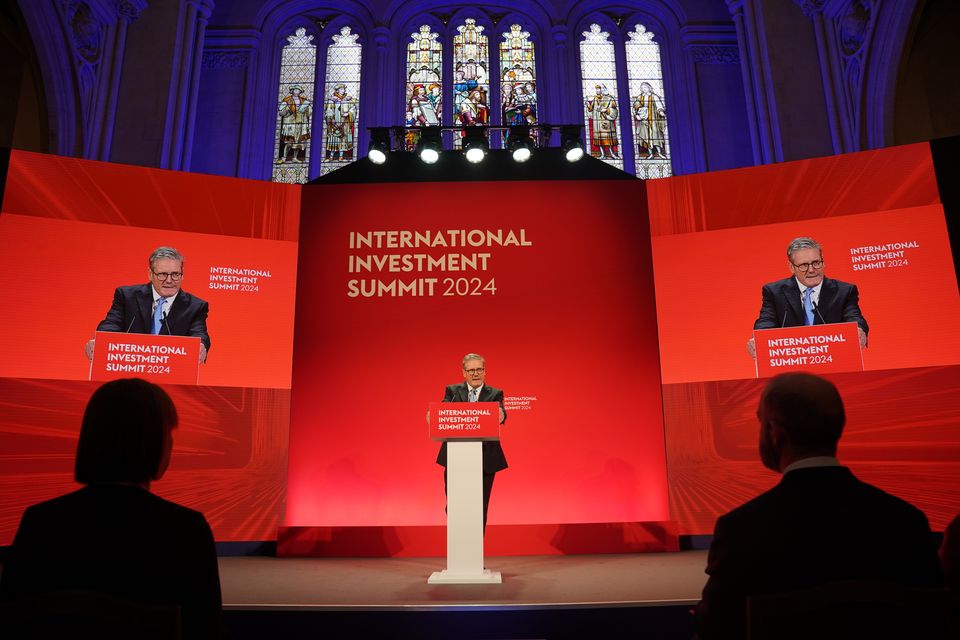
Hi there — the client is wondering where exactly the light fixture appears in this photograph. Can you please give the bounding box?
[416,127,442,164]
[561,125,584,162]
[367,127,391,164]
[462,126,488,163]
[509,126,534,163]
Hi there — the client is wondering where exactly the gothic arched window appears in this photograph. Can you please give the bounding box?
[500,24,538,145]
[452,18,490,148]
[273,27,317,184]
[405,25,442,149]
[318,26,362,176]
[579,24,623,170]
[626,24,670,179]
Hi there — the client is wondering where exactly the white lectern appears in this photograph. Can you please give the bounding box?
[427,401,502,584]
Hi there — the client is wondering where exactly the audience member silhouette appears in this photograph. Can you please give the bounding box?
[695,372,942,639]
[0,378,223,639]
[941,513,960,591]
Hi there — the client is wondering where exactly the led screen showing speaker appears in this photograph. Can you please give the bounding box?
[0,151,300,543]
[649,143,960,533]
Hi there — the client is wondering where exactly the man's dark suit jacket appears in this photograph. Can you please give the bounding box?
[435,382,507,474]
[97,284,211,350]
[694,466,942,639]
[753,276,868,334]
[0,484,223,639]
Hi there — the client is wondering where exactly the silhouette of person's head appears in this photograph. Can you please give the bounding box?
[758,372,845,472]
[74,378,178,486]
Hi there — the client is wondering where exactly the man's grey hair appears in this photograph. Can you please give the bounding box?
[462,353,485,368]
[786,237,822,260]
[149,246,184,269]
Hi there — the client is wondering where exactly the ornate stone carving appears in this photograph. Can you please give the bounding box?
[794,0,828,17]
[118,0,145,22]
[839,0,871,56]
[201,51,250,69]
[834,0,875,145]
[690,45,740,65]
[311,17,331,32]
[551,24,568,45]
[65,1,102,64]
[602,12,628,28]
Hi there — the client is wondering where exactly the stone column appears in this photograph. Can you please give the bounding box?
[726,0,835,164]
[160,0,214,171]
[84,0,147,160]
[725,0,777,164]
[793,0,903,152]
[371,26,390,127]
[193,28,258,178]
[550,24,570,127]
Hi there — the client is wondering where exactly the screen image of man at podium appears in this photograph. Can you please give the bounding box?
[84,247,211,363]
[436,353,507,530]
[747,237,868,358]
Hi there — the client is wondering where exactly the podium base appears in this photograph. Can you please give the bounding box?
[427,569,502,584]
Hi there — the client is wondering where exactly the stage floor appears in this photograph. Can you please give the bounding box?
[220,550,708,611]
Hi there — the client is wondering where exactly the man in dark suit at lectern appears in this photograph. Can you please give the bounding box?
[436,353,507,529]
[84,246,211,363]
[747,237,868,358]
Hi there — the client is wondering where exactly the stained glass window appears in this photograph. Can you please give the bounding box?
[580,24,623,169]
[273,28,317,184]
[626,24,671,179]
[500,24,537,147]
[405,25,442,150]
[319,26,361,176]
[452,18,489,149]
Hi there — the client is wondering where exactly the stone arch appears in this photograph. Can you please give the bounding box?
[859,0,921,148]
[888,0,960,146]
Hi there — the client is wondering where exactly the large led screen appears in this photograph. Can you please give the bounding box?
[0,151,300,544]
[650,143,960,533]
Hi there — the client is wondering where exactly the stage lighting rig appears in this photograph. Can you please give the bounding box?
[367,128,391,165]
[416,127,442,164]
[462,127,488,163]
[561,125,584,162]
[363,123,587,168]
[508,126,534,163]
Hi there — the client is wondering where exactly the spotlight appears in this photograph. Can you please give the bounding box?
[420,145,440,164]
[561,125,584,162]
[509,126,534,163]
[367,127,390,165]
[416,127,442,164]
[463,126,488,163]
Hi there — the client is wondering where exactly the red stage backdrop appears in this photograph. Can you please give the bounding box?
[3,144,958,545]
[0,151,299,544]
[286,180,670,528]
[648,143,960,533]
